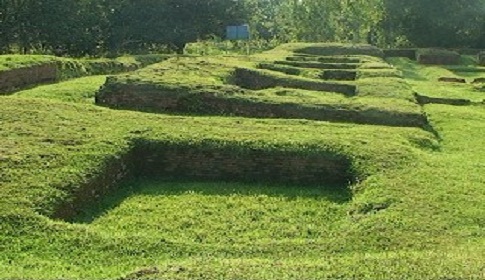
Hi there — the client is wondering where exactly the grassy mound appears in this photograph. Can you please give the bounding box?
[96,44,425,129]
[13,75,107,103]
[56,54,170,80]
[0,54,169,94]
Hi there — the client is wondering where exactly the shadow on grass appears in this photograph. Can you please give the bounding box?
[69,177,352,224]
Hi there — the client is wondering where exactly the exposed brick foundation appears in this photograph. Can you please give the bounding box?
[275,61,359,70]
[320,70,357,81]
[0,63,57,93]
[415,93,471,106]
[133,142,353,185]
[232,68,357,96]
[417,54,460,65]
[295,45,384,58]
[52,141,355,221]
[96,83,426,128]
[286,56,361,64]
[438,77,466,83]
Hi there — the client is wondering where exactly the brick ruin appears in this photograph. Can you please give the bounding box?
[0,63,58,93]
[52,140,355,221]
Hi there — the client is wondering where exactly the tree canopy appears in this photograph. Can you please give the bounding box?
[1,0,485,56]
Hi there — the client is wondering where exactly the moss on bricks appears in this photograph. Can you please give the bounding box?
[96,78,427,129]
[232,68,356,95]
[320,70,357,81]
[0,54,170,94]
[286,56,362,64]
[275,60,359,70]
[257,63,302,76]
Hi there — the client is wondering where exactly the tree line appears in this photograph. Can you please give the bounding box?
[1,0,485,56]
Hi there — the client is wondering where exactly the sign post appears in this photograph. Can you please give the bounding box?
[226,24,251,55]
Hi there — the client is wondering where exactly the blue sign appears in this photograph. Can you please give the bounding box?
[226,25,250,40]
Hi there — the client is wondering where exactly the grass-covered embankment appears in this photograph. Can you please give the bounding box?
[388,56,485,103]
[0,54,169,94]
[96,44,427,129]
[12,75,107,103]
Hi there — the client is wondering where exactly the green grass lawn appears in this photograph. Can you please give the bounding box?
[12,75,107,103]
[1,45,484,279]
[388,57,485,102]
[0,55,58,71]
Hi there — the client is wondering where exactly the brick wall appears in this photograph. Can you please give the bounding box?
[52,141,354,221]
[96,82,427,128]
[133,142,353,186]
[232,68,357,96]
[0,63,57,93]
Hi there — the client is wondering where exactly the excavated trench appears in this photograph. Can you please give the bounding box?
[275,61,359,70]
[232,68,357,96]
[319,70,357,81]
[0,63,58,94]
[52,140,356,222]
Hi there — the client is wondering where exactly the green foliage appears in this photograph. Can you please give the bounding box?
[382,0,485,48]
[0,0,249,56]
[3,0,485,57]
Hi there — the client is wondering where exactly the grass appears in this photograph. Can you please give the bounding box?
[12,75,107,103]
[265,43,384,58]
[1,43,485,279]
[0,54,169,90]
[97,47,422,128]
[0,55,58,71]
[388,57,485,102]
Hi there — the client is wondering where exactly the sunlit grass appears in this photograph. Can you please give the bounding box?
[388,57,485,102]
[13,75,107,103]
[1,45,485,279]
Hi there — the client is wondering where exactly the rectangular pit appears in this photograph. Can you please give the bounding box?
[275,61,359,70]
[232,68,357,96]
[320,70,357,81]
[51,141,356,221]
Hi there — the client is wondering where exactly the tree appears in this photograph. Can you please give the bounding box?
[105,0,249,54]
[382,0,485,47]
